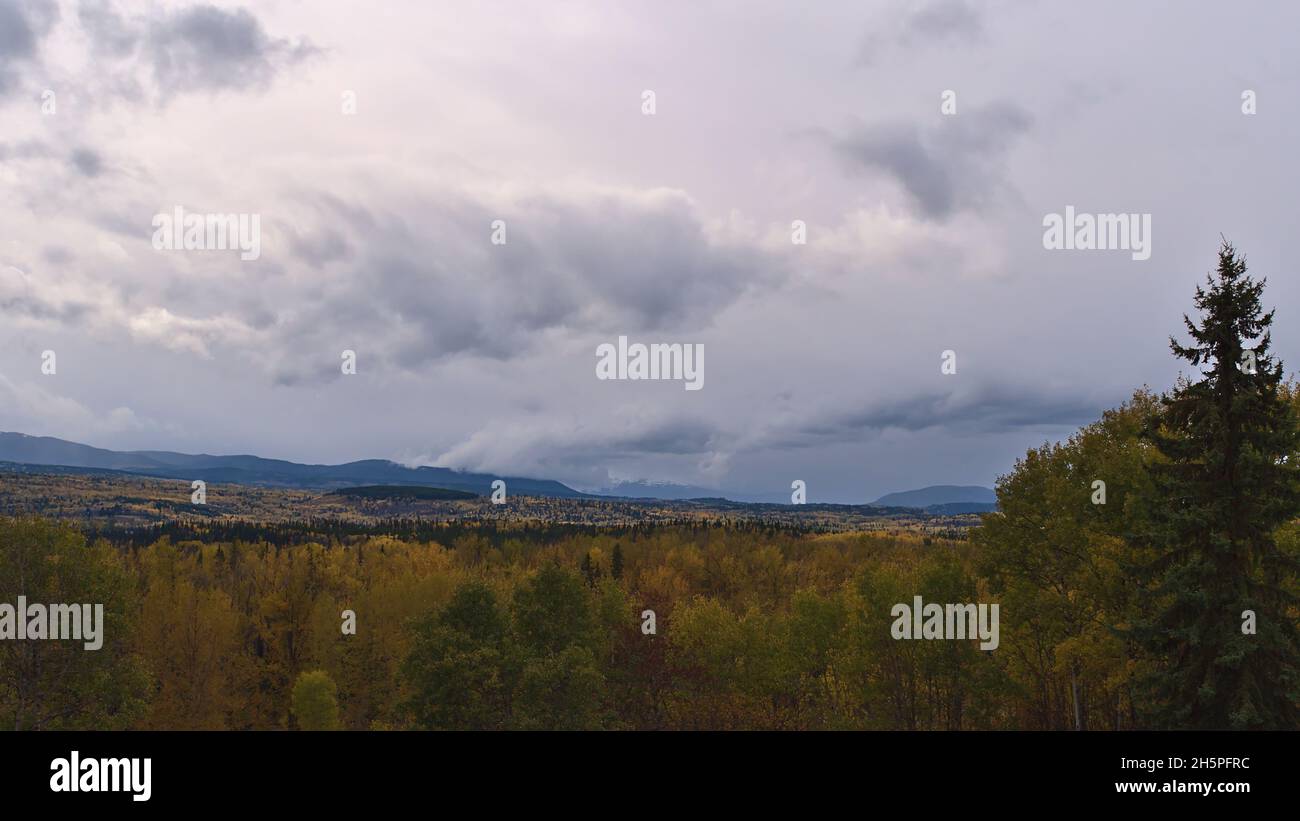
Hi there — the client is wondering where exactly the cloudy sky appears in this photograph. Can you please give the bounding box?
[1,0,1296,502]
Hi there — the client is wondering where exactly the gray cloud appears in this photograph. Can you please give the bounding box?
[70,148,103,177]
[261,186,782,382]
[288,225,352,268]
[0,141,105,181]
[0,295,91,324]
[148,5,318,96]
[0,0,58,95]
[602,417,720,458]
[775,381,1106,449]
[905,0,983,43]
[42,246,74,266]
[859,0,983,65]
[432,412,726,489]
[0,140,50,162]
[834,101,1032,220]
[78,0,141,57]
[76,1,318,101]
[0,265,91,324]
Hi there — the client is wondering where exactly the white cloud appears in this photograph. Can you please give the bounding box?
[0,371,145,438]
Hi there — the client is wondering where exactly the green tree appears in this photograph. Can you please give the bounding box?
[580,552,601,588]
[512,646,608,730]
[0,517,151,730]
[402,581,511,730]
[611,544,625,581]
[291,670,341,730]
[506,565,608,727]
[1140,242,1300,728]
[511,564,596,656]
[975,391,1158,729]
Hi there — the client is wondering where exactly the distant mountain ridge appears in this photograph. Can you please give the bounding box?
[873,485,997,511]
[0,433,998,508]
[0,432,587,498]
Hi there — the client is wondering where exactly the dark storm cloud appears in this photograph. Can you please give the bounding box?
[262,187,781,383]
[76,1,318,100]
[834,101,1032,220]
[777,381,1106,449]
[603,418,720,457]
[531,194,768,331]
[0,0,57,95]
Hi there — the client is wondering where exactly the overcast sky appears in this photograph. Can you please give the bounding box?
[1,0,1296,502]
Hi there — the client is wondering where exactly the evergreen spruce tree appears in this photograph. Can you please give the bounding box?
[611,543,624,581]
[580,552,600,588]
[1141,241,1300,728]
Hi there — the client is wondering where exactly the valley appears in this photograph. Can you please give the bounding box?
[0,463,982,536]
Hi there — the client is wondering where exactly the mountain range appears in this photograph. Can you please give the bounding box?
[873,485,997,510]
[0,432,995,509]
[0,432,584,497]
